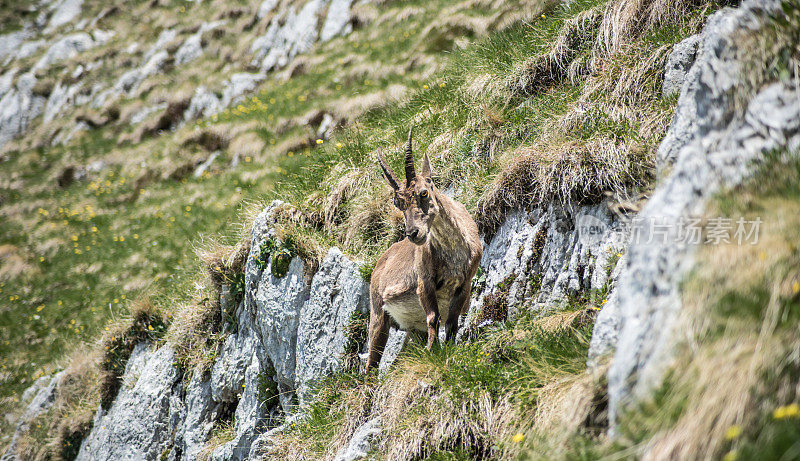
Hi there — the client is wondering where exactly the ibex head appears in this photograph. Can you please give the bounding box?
[377,128,439,245]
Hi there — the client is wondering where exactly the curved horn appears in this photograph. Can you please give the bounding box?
[376,148,400,190]
[404,127,415,185]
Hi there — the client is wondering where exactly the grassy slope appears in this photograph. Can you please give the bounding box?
[264,2,800,460]
[254,0,733,459]
[0,0,554,447]
[5,0,798,458]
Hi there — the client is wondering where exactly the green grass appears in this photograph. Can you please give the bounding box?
[0,0,743,456]
[0,0,565,445]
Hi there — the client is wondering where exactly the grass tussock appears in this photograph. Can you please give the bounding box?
[97,299,171,408]
[476,138,653,233]
[509,7,604,96]
[734,0,800,112]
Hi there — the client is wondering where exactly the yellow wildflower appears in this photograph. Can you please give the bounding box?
[512,433,525,443]
[722,450,738,461]
[724,425,742,440]
[773,403,800,419]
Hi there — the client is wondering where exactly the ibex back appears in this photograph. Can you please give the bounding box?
[365,128,482,371]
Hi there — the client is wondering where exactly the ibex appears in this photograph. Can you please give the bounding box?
[366,128,482,371]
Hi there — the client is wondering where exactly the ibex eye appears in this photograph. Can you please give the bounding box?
[420,190,428,198]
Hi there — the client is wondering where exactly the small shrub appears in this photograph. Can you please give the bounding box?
[255,236,297,278]
[255,237,277,271]
[477,291,509,325]
[225,271,246,306]
[271,247,293,278]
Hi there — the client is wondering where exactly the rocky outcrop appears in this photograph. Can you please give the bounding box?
[0,32,32,65]
[182,73,265,123]
[67,189,633,459]
[333,417,382,461]
[661,34,699,98]
[321,0,355,42]
[250,0,355,72]
[0,0,364,154]
[589,0,800,427]
[33,33,95,71]
[45,0,84,33]
[1,372,64,461]
[65,202,372,459]
[0,72,46,149]
[114,50,169,96]
[77,345,181,459]
[295,248,370,403]
[175,21,225,66]
[473,204,629,322]
[44,81,83,122]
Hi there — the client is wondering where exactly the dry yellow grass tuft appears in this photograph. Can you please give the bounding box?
[509,7,604,97]
[594,0,711,58]
[477,138,653,233]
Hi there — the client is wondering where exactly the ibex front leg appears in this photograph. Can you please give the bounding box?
[445,281,471,342]
[366,290,390,371]
[417,276,439,349]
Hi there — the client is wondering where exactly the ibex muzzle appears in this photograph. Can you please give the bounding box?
[366,128,483,371]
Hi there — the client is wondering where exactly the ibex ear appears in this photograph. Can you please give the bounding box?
[421,152,432,179]
[376,148,400,190]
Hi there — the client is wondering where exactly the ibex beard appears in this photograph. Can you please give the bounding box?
[365,128,483,371]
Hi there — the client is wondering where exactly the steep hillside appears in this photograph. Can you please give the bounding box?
[2,0,800,459]
[0,0,547,427]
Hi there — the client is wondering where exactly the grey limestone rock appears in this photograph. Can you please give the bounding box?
[77,345,182,460]
[295,247,370,403]
[594,0,800,427]
[1,372,64,461]
[0,72,46,149]
[320,0,354,42]
[662,34,700,98]
[46,0,83,32]
[33,33,95,71]
[333,417,382,461]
